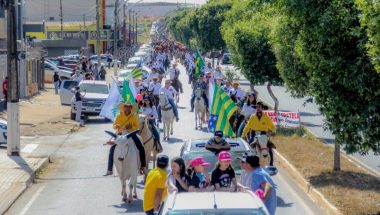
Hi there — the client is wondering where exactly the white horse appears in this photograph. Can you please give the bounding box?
[194,88,207,130]
[111,131,141,203]
[138,115,159,169]
[159,92,175,141]
[250,132,271,166]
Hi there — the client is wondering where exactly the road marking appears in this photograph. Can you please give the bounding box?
[19,185,45,215]
[21,144,38,154]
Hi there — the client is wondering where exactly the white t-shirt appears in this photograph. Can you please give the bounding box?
[241,103,256,119]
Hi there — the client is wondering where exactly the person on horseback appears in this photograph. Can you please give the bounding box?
[141,96,161,148]
[238,92,257,137]
[188,58,196,84]
[228,81,245,103]
[104,102,147,176]
[168,63,184,94]
[158,79,179,122]
[148,74,161,106]
[190,74,208,112]
[242,102,276,166]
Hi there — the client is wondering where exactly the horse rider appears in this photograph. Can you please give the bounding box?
[141,96,162,149]
[187,58,196,84]
[158,79,179,122]
[204,62,215,74]
[113,102,147,173]
[213,66,224,80]
[167,63,184,94]
[190,74,209,112]
[228,81,245,103]
[242,101,276,166]
[134,79,144,94]
[148,74,162,106]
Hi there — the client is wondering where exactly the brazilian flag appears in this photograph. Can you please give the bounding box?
[195,50,204,79]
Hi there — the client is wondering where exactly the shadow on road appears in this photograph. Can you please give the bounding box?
[277,196,293,207]
[308,170,380,192]
[111,199,143,213]
[165,137,184,144]
[84,118,112,125]
[0,145,6,150]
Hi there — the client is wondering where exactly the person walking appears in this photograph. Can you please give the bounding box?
[143,155,169,215]
[53,72,60,94]
[93,62,99,80]
[2,76,7,109]
[74,86,85,127]
[99,66,106,80]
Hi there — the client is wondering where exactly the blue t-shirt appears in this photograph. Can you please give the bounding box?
[251,168,277,215]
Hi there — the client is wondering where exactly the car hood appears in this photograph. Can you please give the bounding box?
[83,93,108,100]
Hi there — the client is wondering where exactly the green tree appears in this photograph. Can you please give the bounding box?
[189,1,233,51]
[275,0,380,170]
[355,0,380,73]
[221,1,283,111]
[165,9,194,47]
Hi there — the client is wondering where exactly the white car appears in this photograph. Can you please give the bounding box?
[159,191,269,215]
[0,119,7,144]
[127,56,144,66]
[59,80,79,105]
[44,61,72,83]
[89,54,121,67]
[68,80,109,121]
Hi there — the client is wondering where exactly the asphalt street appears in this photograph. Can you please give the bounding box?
[6,63,324,215]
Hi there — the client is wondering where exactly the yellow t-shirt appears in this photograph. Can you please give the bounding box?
[113,112,139,133]
[143,167,168,211]
[242,113,276,138]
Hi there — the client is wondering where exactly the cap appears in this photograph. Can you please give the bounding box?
[218,151,232,161]
[189,157,211,167]
[237,153,260,168]
[157,155,169,167]
[247,92,255,97]
[199,74,205,78]
[214,130,223,138]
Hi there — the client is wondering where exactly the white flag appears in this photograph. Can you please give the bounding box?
[100,82,122,122]
[208,81,214,114]
[129,76,137,98]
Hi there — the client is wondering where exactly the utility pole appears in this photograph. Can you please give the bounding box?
[5,0,20,156]
[135,12,137,45]
[96,0,101,65]
[128,9,131,50]
[131,11,134,46]
[122,1,126,66]
[83,14,86,29]
[113,0,119,76]
[59,0,63,38]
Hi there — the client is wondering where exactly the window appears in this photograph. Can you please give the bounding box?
[62,81,78,90]
[79,83,109,94]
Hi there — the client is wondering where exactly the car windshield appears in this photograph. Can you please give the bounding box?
[167,209,266,215]
[182,150,243,175]
[79,83,109,94]
[128,58,141,64]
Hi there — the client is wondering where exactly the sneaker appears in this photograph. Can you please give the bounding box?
[176,118,179,122]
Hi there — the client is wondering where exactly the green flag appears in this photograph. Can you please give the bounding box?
[210,83,238,137]
[195,50,204,78]
[122,79,136,104]
[132,67,143,80]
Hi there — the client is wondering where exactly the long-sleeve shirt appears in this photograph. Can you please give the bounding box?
[113,112,139,133]
[159,86,177,100]
[242,113,275,138]
[148,82,161,95]
[141,106,158,119]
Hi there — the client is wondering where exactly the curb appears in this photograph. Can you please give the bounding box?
[274,150,342,215]
[0,157,49,214]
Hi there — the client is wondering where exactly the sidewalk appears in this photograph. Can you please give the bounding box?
[217,64,380,176]
[0,85,80,213]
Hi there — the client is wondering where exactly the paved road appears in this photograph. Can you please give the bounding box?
[216,62,379,175]
[7,63,324,215]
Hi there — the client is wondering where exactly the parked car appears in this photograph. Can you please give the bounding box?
[47,58,77,69]
[89,54,121,67]
[68,80,110,121]
[0,119,7,145]
[180,138,252,175]
[61,54,80,61]
[221,53,231,65]
[159,191,269,215]
[127,56,144,66]
[44,61,72,83]
[59,80,79,105]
